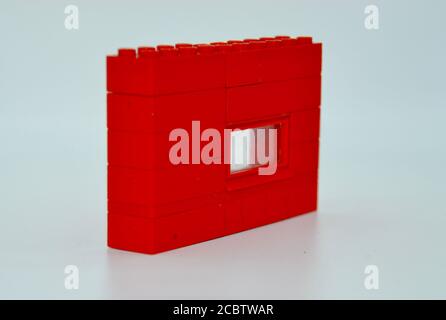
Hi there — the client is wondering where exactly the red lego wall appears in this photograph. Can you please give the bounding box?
[107,36,322,254]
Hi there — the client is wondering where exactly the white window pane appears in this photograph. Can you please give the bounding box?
[230,128,255,173]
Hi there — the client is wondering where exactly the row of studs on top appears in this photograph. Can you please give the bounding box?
[115,35,314,58]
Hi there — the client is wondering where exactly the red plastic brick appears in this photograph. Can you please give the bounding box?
[107,36,322,254]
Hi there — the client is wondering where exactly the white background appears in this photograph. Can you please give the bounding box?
[1,0,445,299]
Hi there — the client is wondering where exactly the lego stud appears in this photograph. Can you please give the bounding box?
[157,45,175,50]
[137,47,156,57]
[212,43,230,53]
[195,44,215,54]
[118,48,136,57]
[175,43,193,48]
[157,45,177,57]
[265,39,281,48]
[281,38,298,46]
[296,37,313,44]
[178,46,198,56]
[231,42,249,51]
[248,41,266,50]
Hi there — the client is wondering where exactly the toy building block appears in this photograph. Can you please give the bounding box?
[107,35,322,254]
